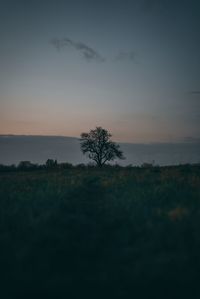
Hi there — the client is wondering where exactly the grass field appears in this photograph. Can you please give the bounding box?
[0,164,200,298]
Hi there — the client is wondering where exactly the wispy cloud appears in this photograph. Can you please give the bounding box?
[51,38,105,62]
[51,38,138,64]
[114,51,137,62]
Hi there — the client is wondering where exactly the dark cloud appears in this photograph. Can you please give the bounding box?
[51,38,138,63]
[115,51,137,62]
[51,38,105,62]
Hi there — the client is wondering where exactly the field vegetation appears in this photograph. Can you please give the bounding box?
[0,163,200,298]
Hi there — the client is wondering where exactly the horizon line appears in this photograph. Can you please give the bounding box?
[0,134,200,145]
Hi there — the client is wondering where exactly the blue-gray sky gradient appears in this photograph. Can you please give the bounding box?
[0,0,200,142]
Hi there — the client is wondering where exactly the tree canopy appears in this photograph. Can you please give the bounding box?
[80,127,125,167]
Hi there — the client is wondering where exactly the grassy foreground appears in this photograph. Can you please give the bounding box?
[0,164,200,298]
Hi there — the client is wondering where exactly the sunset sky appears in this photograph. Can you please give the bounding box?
[0,0,200,142]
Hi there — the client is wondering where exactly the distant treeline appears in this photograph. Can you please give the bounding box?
[0,159,199,172]
[0,159,73,171]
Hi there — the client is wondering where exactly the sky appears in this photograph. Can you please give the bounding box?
[0,0,200,143]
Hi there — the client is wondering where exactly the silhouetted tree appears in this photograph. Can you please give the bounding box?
[18,161,33,170]
[45,159,58,168]
[80,127,125,167]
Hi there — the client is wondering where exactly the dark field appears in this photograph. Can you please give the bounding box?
[0,164,200,298]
